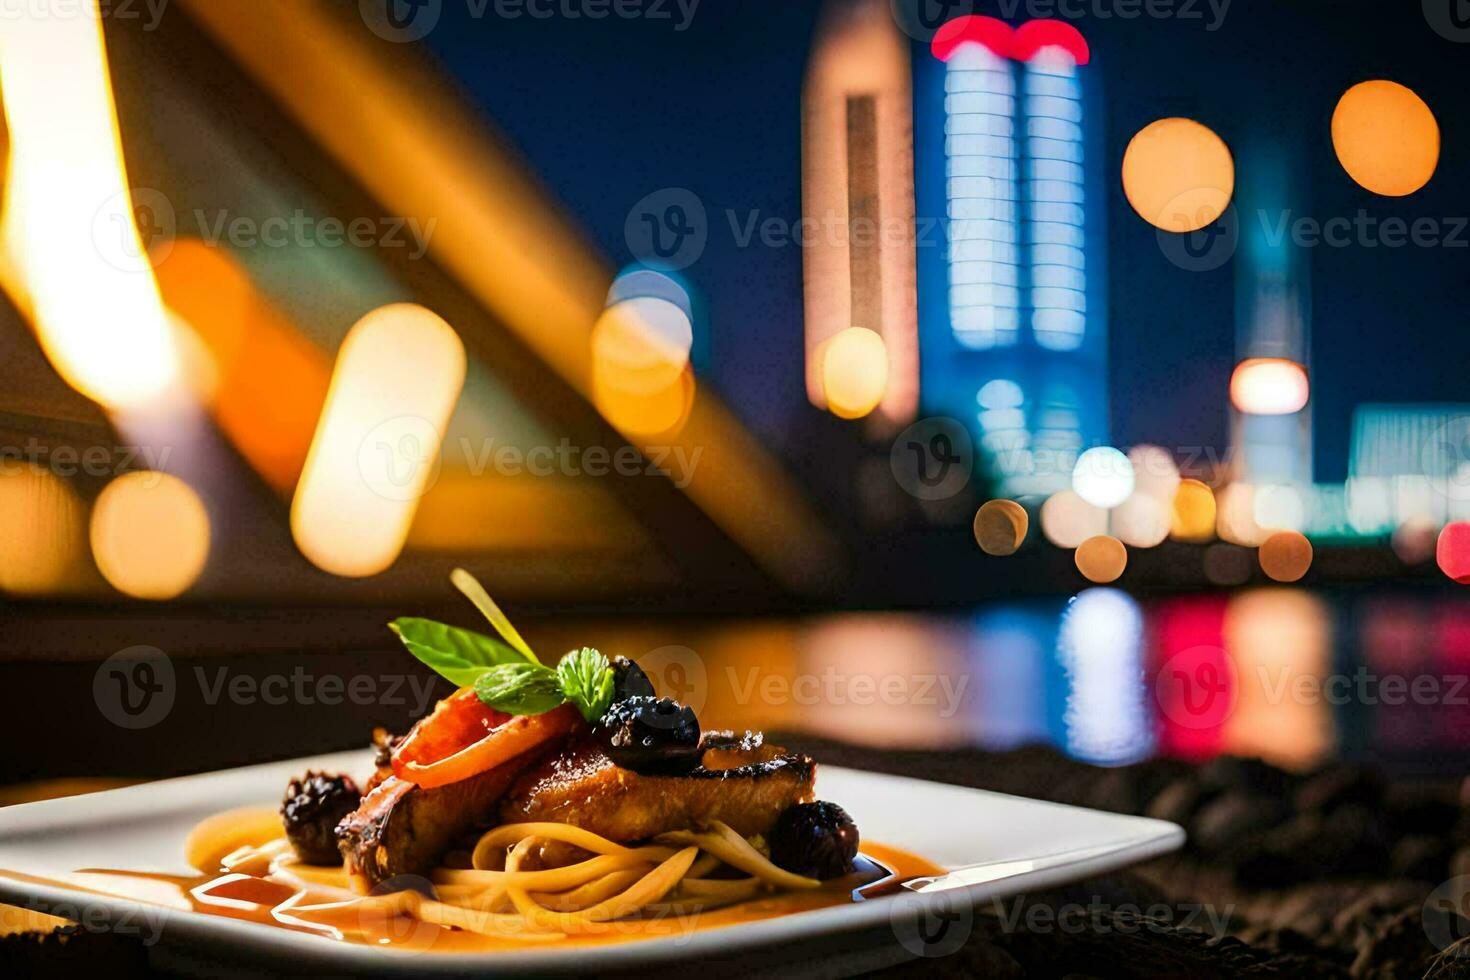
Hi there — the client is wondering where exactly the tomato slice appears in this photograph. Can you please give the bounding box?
[391,687,512,775]
[398,704,581,789]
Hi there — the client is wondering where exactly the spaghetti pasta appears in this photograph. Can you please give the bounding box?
[202,819,828,942]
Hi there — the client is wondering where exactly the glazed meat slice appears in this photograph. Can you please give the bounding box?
[337,755,536,889]
[500,731,816,841]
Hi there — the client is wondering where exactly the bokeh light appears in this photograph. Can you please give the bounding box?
[1075,534,1128,584]
[91,471,210,600]
[0,463,90,595]
[1171,478,1216,543]
[1392,518,1439,565]
[1120,117,1234,233]
[1259,530,1313,583]
[1071,446,1134,509]
[1230,358,1309,416]
[1437,522,1470,584]
[1128,444,1180,502]
[0,3,180,409]
[592,271,697,440]
[1253,484,1307,533]
[974,499,1028,556]
[1216,482,1267,546]
[1111,492,1170,548]
[1331,80,1439,197]
[291,303,466,578]
[1041,490,1107,548]
[820,327,889,420]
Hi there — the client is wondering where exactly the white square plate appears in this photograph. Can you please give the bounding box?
[0,752,1183,974]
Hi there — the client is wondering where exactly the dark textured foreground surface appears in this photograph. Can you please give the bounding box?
[6,741,1470,978]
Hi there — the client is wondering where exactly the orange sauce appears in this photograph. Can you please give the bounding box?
[3,842,941,954]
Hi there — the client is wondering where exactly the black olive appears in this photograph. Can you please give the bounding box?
[769,802,860,880]
[281,771,361,865]
[597,696,701,774]
[610,656,657,703]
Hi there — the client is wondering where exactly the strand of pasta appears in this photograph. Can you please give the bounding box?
[502,838,700,933]
[470,822,652,867]
[435,847,674,893]
[657,822,821,891]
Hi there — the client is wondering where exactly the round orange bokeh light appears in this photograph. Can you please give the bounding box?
[1121,118,1235,233]
[1331,80,1439,197]
[1075,534,1128,584]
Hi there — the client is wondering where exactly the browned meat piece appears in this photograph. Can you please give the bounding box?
[337,754,538,890]
[500,730,816,841]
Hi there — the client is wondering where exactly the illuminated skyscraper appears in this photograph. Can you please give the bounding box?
[922,18,1105,499]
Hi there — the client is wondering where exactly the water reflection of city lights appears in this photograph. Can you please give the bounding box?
[970,608,1053,750]
[1222,590,1333,770]
[800,616,972,748]
[1056,589,1153,766]
[1151,597,1230,760]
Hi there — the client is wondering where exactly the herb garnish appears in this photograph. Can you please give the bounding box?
[390,569,615,722]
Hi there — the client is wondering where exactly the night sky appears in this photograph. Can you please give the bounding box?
[424,0,1469,487]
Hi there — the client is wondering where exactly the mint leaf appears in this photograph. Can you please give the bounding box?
[557,648,614,723]
[473,663,566,716]
[389,618,526,687]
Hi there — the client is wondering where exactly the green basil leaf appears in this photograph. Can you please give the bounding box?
[473,663,566,716]
[556,647,614,723]
[389,618,526,687]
